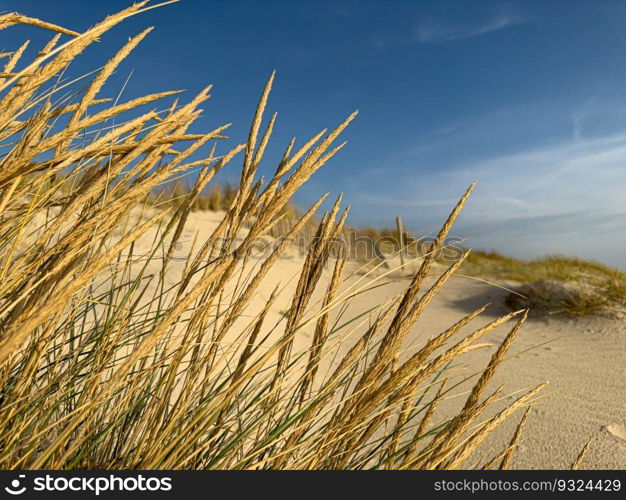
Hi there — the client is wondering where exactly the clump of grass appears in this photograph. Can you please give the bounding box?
[504,280,608,317]
[464,251,626,317]
[0,2,544,470]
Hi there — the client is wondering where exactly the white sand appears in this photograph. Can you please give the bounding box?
[146,210,626,469]
[32,207,624,469]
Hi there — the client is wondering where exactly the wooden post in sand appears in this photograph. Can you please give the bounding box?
[395,216,405,266]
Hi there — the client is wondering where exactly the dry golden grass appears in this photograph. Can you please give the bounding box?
[0,1,549,470]
[463,251,626,316]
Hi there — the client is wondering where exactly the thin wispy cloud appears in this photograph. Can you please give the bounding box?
[416,12,523,44]
[456,208,626,267]
[454,132,626,219]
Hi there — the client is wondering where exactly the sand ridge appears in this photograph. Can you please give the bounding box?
[114,209,626,469]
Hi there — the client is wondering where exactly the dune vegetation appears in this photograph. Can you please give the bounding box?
[463,251,626,317]
[0,2,561,470]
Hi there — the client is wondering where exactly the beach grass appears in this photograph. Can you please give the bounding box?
[0,1,544,470]
[463,251,626,316]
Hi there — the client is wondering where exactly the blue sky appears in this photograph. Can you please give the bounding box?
[3,0,626,267]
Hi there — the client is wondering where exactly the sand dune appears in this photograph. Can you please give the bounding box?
[124,209,626,469]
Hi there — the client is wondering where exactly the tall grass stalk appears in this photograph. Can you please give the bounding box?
[0,2,541,470]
